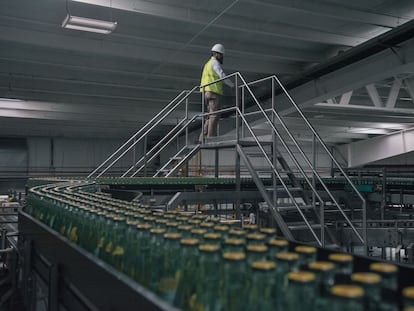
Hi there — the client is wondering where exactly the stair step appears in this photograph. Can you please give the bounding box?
[288,223,322,230]
[245,152,272,157]
[170,156,183,160]
[276,204,313,212]
[266,186,303,192]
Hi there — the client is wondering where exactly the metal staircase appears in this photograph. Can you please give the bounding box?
[89,72,367,252]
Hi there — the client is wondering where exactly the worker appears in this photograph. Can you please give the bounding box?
[199,43,234,142]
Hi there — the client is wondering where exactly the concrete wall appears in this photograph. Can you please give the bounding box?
[0,137,144,178]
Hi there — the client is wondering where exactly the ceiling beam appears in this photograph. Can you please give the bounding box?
[0,25,299,75]
[275,35,414,115]
[242,0,410,28]
[340,126,414,167]
[70,0,367,46]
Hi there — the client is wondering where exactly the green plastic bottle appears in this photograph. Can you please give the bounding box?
[294,245,317,269]
[158,232,182,303]
[328,253,354,284]
[285,271,317,311]
[248,261,279,311]
[351,272,382,311]
[221,252,248,311]
[246,244,268,265]
[267,238,289,259]
[191,244,222,311]
[174,238,200,310]
[403,287,414,308]
[308,261,335,310]
[330,284,365,311]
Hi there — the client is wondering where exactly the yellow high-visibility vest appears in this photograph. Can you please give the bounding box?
[200,57,223,95]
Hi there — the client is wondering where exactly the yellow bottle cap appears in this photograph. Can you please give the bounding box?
[308,261,335,271]
[204,233,221,239]
[260,228,276,234]
[229,229,247,236]
[252,260,277,270]
[276,252,299,261]
[331,285,364,298]
[150,228,166,234]
[224,238,245,245]
[191,228,208,235]
[403,286,414,299]
[223,252,246,261]
[199,244,220,252]
[288,271,316,282]
[247,233,266,240]
[328,253,353,262]
[370,262,398,274]
[180,238,199,245]
[163,232,182,239]
[295,245,317,254]
[268,238,288,246]
[214,225,230,231]
[136,223,152,230]
[351,272,382,284]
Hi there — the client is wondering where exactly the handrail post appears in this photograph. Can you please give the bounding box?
[241,84,245,138]
[133,136,137,176]
[201,87,205,144]
[321,201,325,247]
[185,91,189,146]
[235,74,241,220]
[312,133,316,208]
[363,200,367,255]
[143,135,148,177]
[235,74,240,144]
[271,78,277,208]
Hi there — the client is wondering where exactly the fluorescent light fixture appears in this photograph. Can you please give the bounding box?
[62,14,117,34]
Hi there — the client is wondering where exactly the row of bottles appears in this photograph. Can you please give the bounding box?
[26,182,414,311]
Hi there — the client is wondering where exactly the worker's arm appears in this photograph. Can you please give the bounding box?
[212,59,234,88]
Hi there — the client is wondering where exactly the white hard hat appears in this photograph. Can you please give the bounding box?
[211,43,225,55]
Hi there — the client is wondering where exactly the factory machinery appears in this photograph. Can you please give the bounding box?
[0,176,411,310]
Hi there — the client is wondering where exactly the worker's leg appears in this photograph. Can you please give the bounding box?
[207,93,219,137]
[199,91,219,141]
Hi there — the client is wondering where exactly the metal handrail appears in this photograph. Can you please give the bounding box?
[236,107,322,245]
[126,105,238,178]
[122,117,189,177]
[88,90,188,178]
[89,72,241,178]
[94,87,198,178]
[237,74,325,205]
[272,75,367,249]
[242,74,366,248]
[130,115,199,177]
